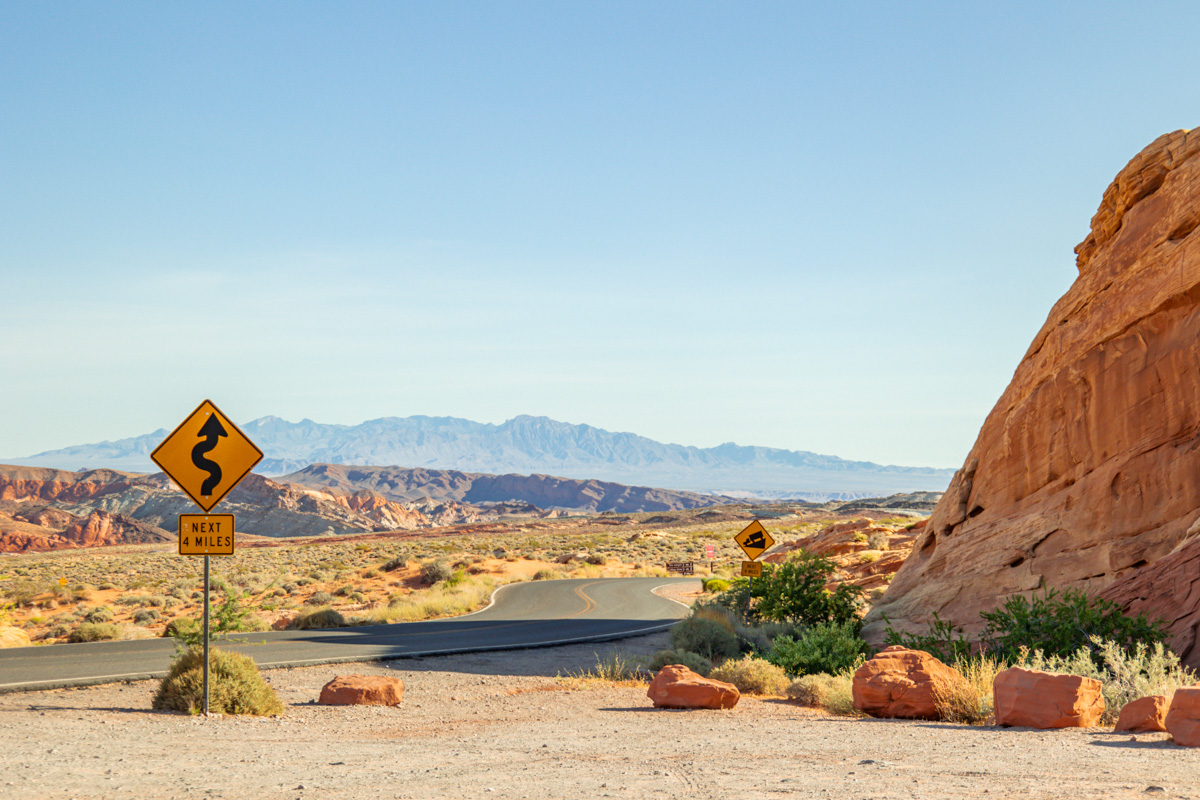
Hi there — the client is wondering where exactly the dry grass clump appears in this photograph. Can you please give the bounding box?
[561,652,645,687]
[287,608,347,629]
[359,576,499,623]
[709,655,789,695]
[644,649,713,677]
[67,622,121,642]
[152,647,283,716]
[932,654,1004,724]
[785,671,861,715]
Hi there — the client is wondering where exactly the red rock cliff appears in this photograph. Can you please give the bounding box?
[862,129,1200,662]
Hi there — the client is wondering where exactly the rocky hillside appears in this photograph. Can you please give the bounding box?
[862,128,1200,666]
[5,414,955,495]
[0,465,476,552]
[280,463,737,513]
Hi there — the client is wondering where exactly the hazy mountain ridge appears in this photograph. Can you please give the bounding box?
[5,414,955,494]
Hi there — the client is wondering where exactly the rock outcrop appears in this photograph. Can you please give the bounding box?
[647,665,740,710]
[993,667,1105,729]
[318,675,405,706]
[863,129,1200,663]
[1165,686,1200,746]
[851,646,964,720]
[1114,695,1169,733]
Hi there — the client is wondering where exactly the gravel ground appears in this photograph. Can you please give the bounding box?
[4,630,1199,800]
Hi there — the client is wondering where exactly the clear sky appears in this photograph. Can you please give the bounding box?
[2,2,1197,468]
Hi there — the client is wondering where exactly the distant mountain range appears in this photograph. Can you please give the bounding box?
[4,414,955,497]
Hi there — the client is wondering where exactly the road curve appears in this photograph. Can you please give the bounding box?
[0,577,698,693]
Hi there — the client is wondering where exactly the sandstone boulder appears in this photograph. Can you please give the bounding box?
[318,675,405,706]
[993,667,1104,728]
[851,646,964,720]
[1115,695,1169,733]
[0,627,31,648]
[647,665,739,710]
[862,128,1200,667]
[1165,686,1200,746]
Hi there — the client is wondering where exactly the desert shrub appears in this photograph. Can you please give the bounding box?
[703,578,731,593]
[882,611,975,664]
[1019,637,1197,724]
[767,621,870,677]
[97,582,118,591]
[585,554,607,566]
[305,591,335,606]
[443,569,467,588]
[382,557,406,572]
[68,622,120,642]
[532,568,558,581]
[644,649,713,676]
[709,655,789,695]
[932,653,1004,724]
[287,608,347,630]
[574,652,641,681]
[84,606,114,623]
[163,617,201,642]
[420,560,453,585]
[717,552,863,629]
[133,609,161,625]
[152,646,283,716]
[785,671,860,716]
[670,617,740,663]
[981,589,1168,666]
[866,530,889,551]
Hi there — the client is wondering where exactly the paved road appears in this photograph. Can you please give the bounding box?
[0,577,698,693]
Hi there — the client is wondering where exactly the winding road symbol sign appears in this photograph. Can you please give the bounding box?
[734,520,775,561]
[150,400,263,512]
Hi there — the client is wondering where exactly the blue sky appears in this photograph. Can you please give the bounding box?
[2,2,1197,468]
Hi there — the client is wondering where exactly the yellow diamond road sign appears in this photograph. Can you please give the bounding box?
[150,400,263,513]
[734,519,775,561]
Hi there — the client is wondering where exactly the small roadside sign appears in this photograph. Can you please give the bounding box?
[178,514,235,556]
[741,560,762,578]
[151,399,263,512]
[734,520,775,561]
[666,561,695,575]
[704,543,715,559]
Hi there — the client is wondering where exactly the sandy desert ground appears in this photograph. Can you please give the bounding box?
[4,627,1199,800]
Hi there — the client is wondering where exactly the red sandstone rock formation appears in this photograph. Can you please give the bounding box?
[1165,686,1200,746]
[318,675,405,706]
[1114,695,1169,733]
[60,510,171,547]
[863,129,1200,657]
[646,665,740,710]
[851,646,964,720]
[763,518,920,594]
[993,667,1105,729]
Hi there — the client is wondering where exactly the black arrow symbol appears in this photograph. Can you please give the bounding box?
[191,415,227,496]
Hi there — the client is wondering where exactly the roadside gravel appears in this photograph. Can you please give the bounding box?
[3,631,1198,800]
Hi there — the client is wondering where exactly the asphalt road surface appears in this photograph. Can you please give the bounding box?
[0,577,698,693]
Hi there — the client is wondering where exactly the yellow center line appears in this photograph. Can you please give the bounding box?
[569,582,599,617]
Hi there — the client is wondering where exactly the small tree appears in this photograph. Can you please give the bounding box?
[720,551,863,629]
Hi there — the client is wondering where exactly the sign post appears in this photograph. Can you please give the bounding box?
[704,543,715,574]
[151,400,262,716]
[733,520,775,616]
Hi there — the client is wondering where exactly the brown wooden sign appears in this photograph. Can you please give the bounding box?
[666,561,695,575]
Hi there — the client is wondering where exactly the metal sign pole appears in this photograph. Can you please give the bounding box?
[203,554,210,716]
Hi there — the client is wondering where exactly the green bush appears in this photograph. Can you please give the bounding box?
[702,578,731,593]
[717,552,863,629]
[163,617,201,642]
[305,591,335,606]
[980,589,1168,665]
[152,646,283,716]
[644,649,713,676]
[670,617,740,663]
[287,608,347,630]
[767,621,871,677]
[709,655,789,694]
[382,557,406,572]
[68,622,120,642]
[532,568,558,581]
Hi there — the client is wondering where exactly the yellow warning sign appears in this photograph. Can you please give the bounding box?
[741,560,763,577]
[178,514,236,556]
[151,400,263,512]
[734,520,775,561]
